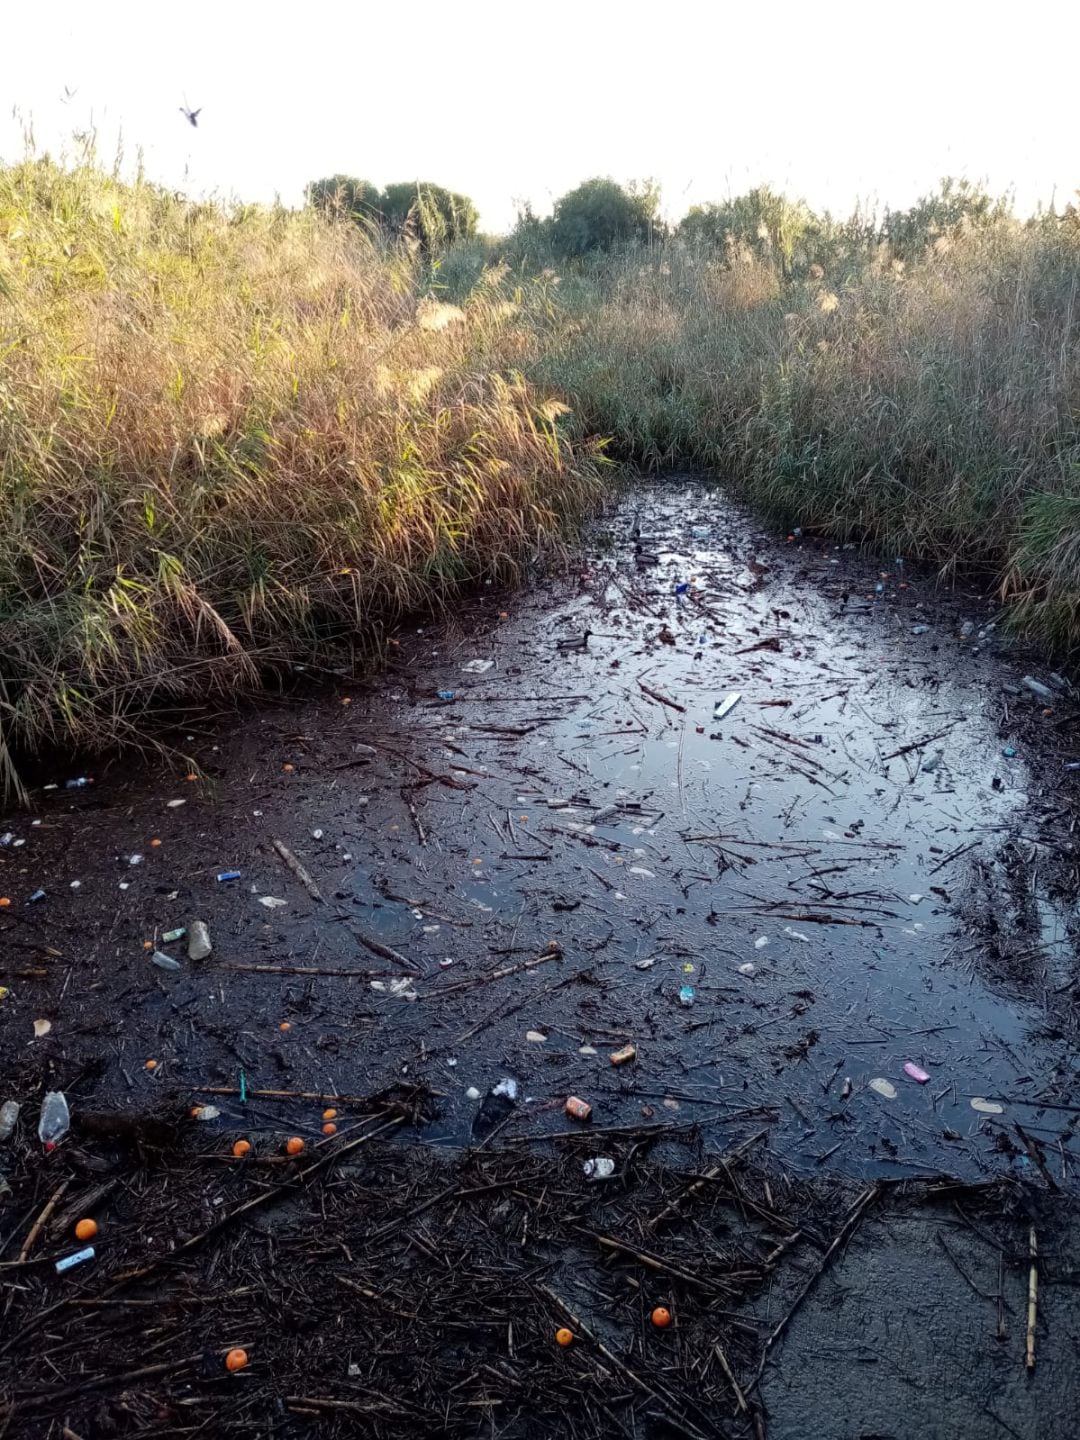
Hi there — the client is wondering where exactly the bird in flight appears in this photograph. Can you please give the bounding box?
[180,103,202,128]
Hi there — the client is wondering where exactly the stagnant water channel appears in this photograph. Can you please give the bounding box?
[3,480,1079,1184]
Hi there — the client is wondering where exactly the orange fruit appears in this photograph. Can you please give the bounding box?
[278,1022,291,1031]
[74,1218,98,1241]
[555,1328,574,1347]
[143,941,153,950]
[0,898,10,907]
[285,1136,304,1155]
[651,1307,672,1328]
[150,838,162,847]
[341,697,351,706]
[145,1059,158,1071]
[225,1348,249,1372]
[322,1108,338,1120]
[232,1140,252,1158]
[322,1122,337,1136]
[185,774,198,782]
[282,763,294,773]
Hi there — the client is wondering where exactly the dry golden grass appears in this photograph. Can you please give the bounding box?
[0,156,602,793]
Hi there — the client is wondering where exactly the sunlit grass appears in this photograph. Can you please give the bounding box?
[0,154,602,794]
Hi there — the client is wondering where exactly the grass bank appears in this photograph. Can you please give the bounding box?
[0,156,602,793]
[520,232,1080,647]
[4,155,1080,790]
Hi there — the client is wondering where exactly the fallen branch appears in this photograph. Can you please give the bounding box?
[272,839,324,902]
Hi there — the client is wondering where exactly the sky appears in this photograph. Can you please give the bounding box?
[3,0,1079,232]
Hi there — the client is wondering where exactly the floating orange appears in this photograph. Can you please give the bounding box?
[145,1059,158,1071]
[285,1136,304,1156]
[232,1139,252,1158]
[651,1307,672,1329]
[74,1218,98,1241]
[322,1122,337,1135]
[225,1348,249,1372]
[555,1328,574,1347]
[322,1108,338,1121]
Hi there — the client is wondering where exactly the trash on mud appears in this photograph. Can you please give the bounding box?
[192,1105,221,1121]
[150,950,181,971]
[609,1044,636,1065]
[161,926,186,942]
[869,1077,898,1100]
[462,659,494,673]
[370,978,418,1000]
[166,798,186,808]
[903,1062,931,1083]
[437,690,455,701]
[38,1091,70,1149]
[583,1157,615,1180]
[55,1247,95,1274]
[754,935,770,949]
[911,624,930,635]
[565,1096,593,1121]
[1002,746,1017,758]
[971,1097,1005,1115]
[64,777,90,789]
[678,985,695,1007]
[1022,676,1055,701]
[713,692,741,721]
[32,1018,51,1038]
[840,1077,853,1100]
[922,750,945,773]
[738,962,757,976]
[187,921,212,960]
[0,1100,19,1141]
[526,1030,546,1043]
[27,889,45,904]
[472,1078,518,1137]
[216,870,241,883]
[784,926,810,943]
[258,896,288,909]
[635,957,656,970]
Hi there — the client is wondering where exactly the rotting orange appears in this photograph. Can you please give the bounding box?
[74,1218,98,1241]
[144,1059,158,1071]
[651,1307,672,1328]
[282,763,295,773]
[0,898,10,907]
[285,1136,304,1156]
[150,838,162,847]
[225,1349,249,1372]
[555,1328,574,1347]
[232,1140,252,1158]
[279,1021,291,1031]
[322,1122,337,1136]
[322,1108,338,1121]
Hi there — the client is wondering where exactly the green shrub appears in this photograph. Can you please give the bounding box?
[550,178,659,256]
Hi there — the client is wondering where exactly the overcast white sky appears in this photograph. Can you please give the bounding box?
[3,0,1078,231]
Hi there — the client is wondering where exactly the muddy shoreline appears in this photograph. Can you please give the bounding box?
[2,477,1080,1436]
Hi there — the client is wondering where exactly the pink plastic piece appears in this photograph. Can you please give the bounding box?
[903,1062,930,1084]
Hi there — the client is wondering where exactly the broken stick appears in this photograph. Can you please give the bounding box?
[272,839,324,902]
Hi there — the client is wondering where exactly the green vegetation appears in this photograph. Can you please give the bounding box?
[3,157,1080,787]
[0,154,598,793]
[307,175,478,246]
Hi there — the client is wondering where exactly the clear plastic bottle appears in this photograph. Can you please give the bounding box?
[0,1100,19,1142]
[37,1091,70,1150]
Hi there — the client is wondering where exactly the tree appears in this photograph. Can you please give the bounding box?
[679,187,816,276]
[882,178,1008,259]
[305,175,380,220]
[550,178,659,256]
[378,182,478,247]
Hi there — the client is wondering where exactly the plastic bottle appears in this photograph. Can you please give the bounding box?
[0,1100,19,1141]
[1022,676,1054,701]
[38,1091,70,1150]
